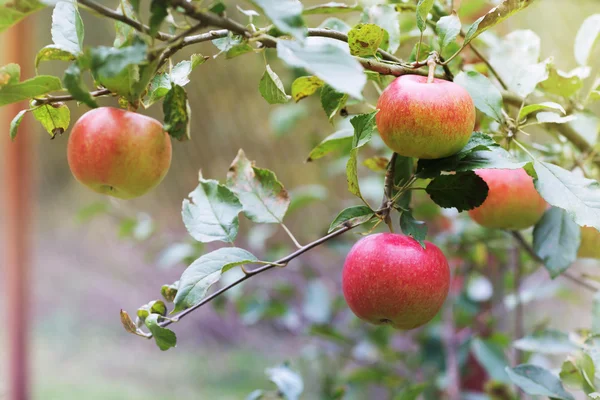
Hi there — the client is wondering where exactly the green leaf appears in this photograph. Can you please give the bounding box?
[541,65,586,98]
[416,132,521,178]
[226,149,290,223]
[400,211,427,248]
[212,33,254,59]
[347,23,385,57]
[9,109,27,140]
[89,41,147,79]
[113,0,138,48]
[344,164,369,199]
[454,70,504,122]
[392,155,413,208]
[161,281,179,303]
[144,314,177,351]
[437,12,461,51]
[277,39,366,99]
[51,1,84,56]
[174,247,257,312]
[209,1,226,14]
[364,5,400,53]
[0,75,63,107]
[306,128,353,162]
[506,364,575,400]
[265,364,304,400]
[416,0,434,32]
[0,0,45,34]
[463,0,537,47]
[63,62,98,108]
[31,103,70,138]
[137,300,167,321]
[291,76,324,102]
[145,55,206,106]
[518,102,566,121]
[345,112,377,203]
[320,84,348,121]
[149,0,168,36]
[259,65,290,104]
[536,112,577,124]
[530,161,600,231]
[35,46,76,70]
[303,2,361,14]
[182,177,243,243]
[575,14,600,66]
[0,63,20,88]
[302,280,331,324]
[328,205,375,233]
[250,0,306,41]
[269,103,308,137]
[350,111,377,148]
[513,329,579,354]
[533,207,580,278]
[471,338,510,383]
[426,171,489,212]
[163,84,191,141]
[560,360,584,389]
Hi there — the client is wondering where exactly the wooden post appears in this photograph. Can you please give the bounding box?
[2,18,33,400]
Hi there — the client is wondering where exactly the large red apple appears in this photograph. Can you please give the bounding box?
[67,107,172,199]
[376,75,476,159]
[342,233,450,330]
[468,168,546,230]
[578,226,600,259]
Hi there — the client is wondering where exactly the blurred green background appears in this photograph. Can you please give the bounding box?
[1,0,599,398]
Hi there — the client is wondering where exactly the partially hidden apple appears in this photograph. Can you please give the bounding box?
[67,107,172,199]
[578,226,600,259]
[468,168,546,230]
[376,75,476,159]
[342,233,450,330]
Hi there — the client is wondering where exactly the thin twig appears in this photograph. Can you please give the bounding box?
[281,223,303,249]
[158,224,356,330]
[169,0,249,36]
[469,43,508,90]
[511,231,598,292]
[77,0,173,41]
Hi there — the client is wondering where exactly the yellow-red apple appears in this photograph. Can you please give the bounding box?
[67,107,172,199]
[376,75,476,159]
[468,168,546,230]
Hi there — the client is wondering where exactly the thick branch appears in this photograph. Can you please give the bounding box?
[169,0,249,36]
[511,231,598,292]
[159,223,356,329]
[33,88,112,105]
[77,0,173,41]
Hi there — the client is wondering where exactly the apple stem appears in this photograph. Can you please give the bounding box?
[427,57,436,84]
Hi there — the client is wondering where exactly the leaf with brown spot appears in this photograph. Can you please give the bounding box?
[226,149,290,223]
[120,310,138,335]
[463,0,537,47]
[363,156,389,172]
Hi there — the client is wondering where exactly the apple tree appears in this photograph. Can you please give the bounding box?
[3,0,600,398]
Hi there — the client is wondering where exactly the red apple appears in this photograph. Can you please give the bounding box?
[468,168,546,230]
[376,75,476,159]
[342,233,450,330]
[68,107,172,199]
[578,226,600,259]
